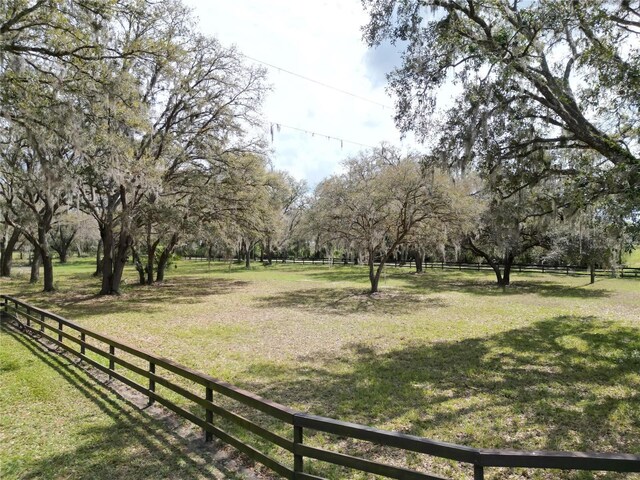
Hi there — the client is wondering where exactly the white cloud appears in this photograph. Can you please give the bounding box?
[183,0,418,187]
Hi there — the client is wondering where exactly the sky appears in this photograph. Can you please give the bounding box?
[183,0,414,187]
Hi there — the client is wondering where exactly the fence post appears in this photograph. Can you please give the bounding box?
[80,332,86,355]
[205,386,213,442]
[474,464,484,480]
[58,321,63,343]
[293,423,303,476]
[148,362,156,405]
[40,312,45,333]
[26,307,31,327]
[108,345,115,378]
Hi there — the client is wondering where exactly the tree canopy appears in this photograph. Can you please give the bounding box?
[362,0,639,204]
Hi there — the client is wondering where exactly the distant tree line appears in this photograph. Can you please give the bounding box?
[1,0,638,295]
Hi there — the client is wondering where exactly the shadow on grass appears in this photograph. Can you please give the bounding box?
[253,272,607,318]
[246,316,639,458]
[400,273,612,299]
[255,287,447,316]
[0,324,259,480]
[302,266,612,299]
[8,277,250,319]
[303,265,376,284]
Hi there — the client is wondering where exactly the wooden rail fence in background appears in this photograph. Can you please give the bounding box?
[184,256,640,278]
[2,295,639,479]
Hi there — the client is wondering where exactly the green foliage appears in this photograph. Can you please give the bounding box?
[623,248,640,267]
[1,0,269,293]
[363,0,640,209]
[307,146,479,291]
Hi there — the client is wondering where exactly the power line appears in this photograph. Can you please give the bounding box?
[242,53,394,110]
[269,122,377,149]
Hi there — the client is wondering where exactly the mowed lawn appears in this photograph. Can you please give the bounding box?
[1,258,639,479]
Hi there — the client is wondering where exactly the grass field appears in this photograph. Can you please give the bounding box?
[624,248,640,268]
[0,323,263,480]
[1,258,639,479]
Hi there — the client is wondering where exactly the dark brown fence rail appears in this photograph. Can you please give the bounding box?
[2,294,639,479]
[184,256,640,278]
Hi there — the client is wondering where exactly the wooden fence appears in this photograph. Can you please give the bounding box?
[185,256,640,278]
[2,295,639,479]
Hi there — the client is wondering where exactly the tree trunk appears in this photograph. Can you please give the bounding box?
[38,223,55,292]
[368,252,377,292]
[99,209,132,295]
[1,228,20,277]
[464,238,505,286]
[99,224,114,294]
[146,240,159,285]
[111,229,132,294]
[371,261,386,293]
[266,237,273,265]
[245,241,251,269]
[41,252,54,292]
[368,250,386,293]
[50,225,76,264]
[502,253,514,286]
[94,239,103,277]
[590,262,596,284]
[237,239,246,263]
[30,249,41,283]
[414,250,423,273]
[132,246,146,285]
[156,232,179,283]
[492,263,504,286]
[156,256,167,282]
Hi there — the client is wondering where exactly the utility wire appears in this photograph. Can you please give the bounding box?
[242,53,393,110]
[270,122,377,149]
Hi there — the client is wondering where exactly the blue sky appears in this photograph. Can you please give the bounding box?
[183,0,415,186]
